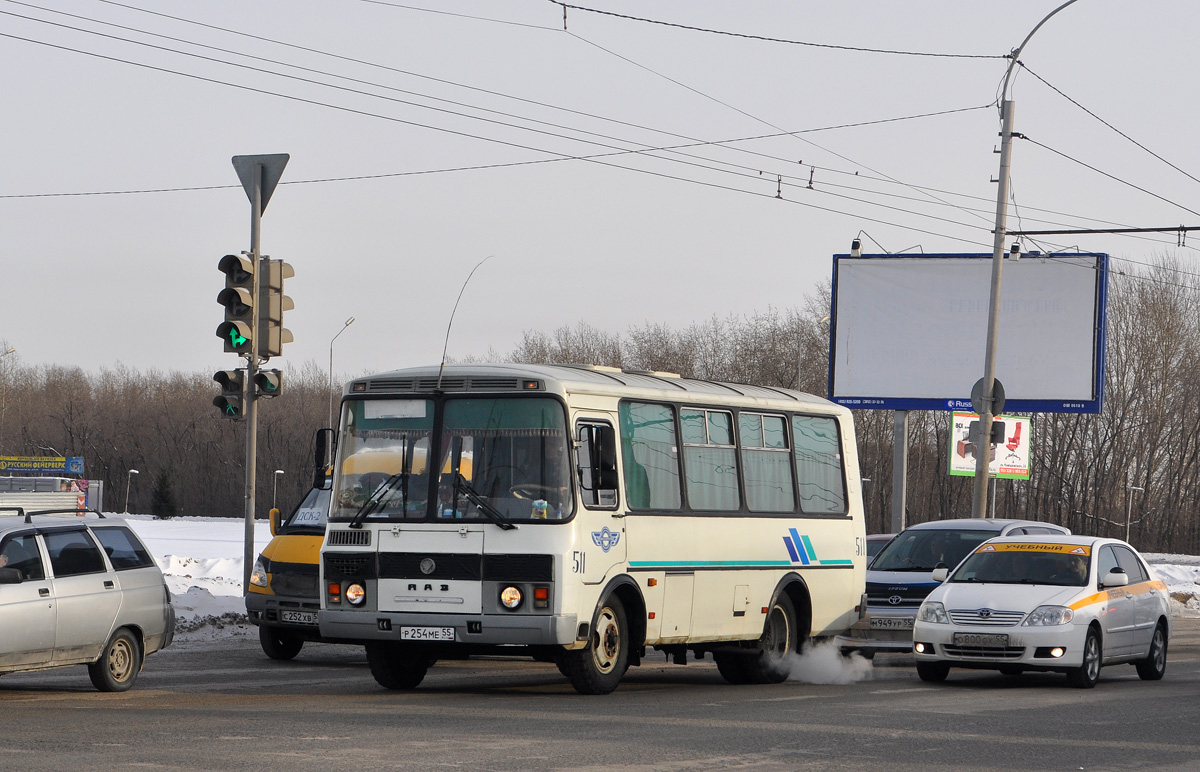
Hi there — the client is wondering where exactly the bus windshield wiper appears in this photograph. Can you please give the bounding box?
[454,474,517,530]
[349,472,408,529]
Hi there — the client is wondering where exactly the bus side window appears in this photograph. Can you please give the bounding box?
[577,422,618,509]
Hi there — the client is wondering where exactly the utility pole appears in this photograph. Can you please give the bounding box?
[971,0,1080,518]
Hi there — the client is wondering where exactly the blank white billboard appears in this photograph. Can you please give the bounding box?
[829,254,1107,414]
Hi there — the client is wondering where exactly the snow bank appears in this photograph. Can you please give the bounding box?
[122,515,269,642]
[1146,554,1200,618]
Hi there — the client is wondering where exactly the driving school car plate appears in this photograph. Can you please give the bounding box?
[870,617,914,630]
[953,632,1009,647]
[400,626,456,642]
[280,610,317,625]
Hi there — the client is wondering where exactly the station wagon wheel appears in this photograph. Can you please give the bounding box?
[259,626,304,661]
[559,595,629,695]
[1135,622,1167,681]
[1067,627,1102,688]
[88,628,142,692]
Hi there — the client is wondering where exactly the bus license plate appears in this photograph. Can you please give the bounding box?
[400,626,455,642]
[280,610,317,625]
[870,617,913,630]
[954,632,1008,647]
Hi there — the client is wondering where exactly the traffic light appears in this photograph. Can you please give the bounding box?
[216,253,256,356]
[254,368,282,398]
[212,369,246,419]
[258,258,294,359]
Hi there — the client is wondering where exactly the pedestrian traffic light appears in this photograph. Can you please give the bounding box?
[258,258,294,359]
[254,369,282,398]
[212,369,245,418]
[216,252,256,356]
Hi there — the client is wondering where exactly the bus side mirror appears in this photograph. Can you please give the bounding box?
[313,428,336,490]
[269,507,281,537]
[931,567,949,583]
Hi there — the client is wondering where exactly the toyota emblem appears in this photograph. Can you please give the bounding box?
[420,558,436,575]
[978,608,992,619]
[888,595,902,605]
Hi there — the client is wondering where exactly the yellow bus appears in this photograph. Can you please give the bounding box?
[318,364,866,693]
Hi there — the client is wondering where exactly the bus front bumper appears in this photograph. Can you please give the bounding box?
[319,609,579,647]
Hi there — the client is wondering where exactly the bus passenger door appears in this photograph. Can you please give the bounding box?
[574,419,626,584]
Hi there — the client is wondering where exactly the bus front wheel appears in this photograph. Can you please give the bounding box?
[560,596,629,695]
[365,642,432,690]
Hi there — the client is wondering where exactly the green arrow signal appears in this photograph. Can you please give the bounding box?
[227,327,248,348]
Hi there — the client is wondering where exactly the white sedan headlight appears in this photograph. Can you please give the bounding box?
[1023,605,1074,626]
[917,601,949,624]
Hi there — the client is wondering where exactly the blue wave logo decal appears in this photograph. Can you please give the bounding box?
[592,527,621,553]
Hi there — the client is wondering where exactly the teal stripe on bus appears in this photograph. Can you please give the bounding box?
[628,560,793,568]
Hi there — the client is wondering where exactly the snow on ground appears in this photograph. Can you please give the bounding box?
[119,515,1200,644]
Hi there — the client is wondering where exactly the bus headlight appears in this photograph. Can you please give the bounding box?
[249,558,269,588]
[500,586,523,610]
[346,583,367,606]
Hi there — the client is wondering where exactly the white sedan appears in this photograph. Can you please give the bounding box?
[912,535,1170,688]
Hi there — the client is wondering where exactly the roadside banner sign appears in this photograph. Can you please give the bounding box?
[949,413,1030,479]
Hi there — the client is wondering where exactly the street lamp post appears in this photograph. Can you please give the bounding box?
[1125,485,1145,543]
[123,468,139,514]
[273,469,285,511]
[329,316,356,428]
[971,0,1080,518]
[0,347,14,450]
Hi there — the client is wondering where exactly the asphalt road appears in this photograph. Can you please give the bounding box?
[2,619,1198,772]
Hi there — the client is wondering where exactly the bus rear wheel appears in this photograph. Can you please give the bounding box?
[365,642,432,690]
[560,596,629,695]
[742,593,800,684]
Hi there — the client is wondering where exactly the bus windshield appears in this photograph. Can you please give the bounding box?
[330,396,574,523]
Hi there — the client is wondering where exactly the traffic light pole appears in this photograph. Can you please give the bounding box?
[242,171,263,593]
[225,154,289,594]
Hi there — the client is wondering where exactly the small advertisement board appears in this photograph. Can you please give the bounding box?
[948,413,1030,479]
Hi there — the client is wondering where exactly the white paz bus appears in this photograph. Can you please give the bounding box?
[318,364,866,694]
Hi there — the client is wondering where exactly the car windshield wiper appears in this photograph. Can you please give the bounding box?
[454,474,517,531]
[348,472,409,529]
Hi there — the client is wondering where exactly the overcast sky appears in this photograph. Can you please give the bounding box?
[3,1,1198,382]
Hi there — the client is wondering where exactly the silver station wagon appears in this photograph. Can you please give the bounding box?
[0,509,175,691]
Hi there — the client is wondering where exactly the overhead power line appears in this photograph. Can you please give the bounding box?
[1018,62,1200,189]
[1020,136,1200,220]
[546,0,1006,60]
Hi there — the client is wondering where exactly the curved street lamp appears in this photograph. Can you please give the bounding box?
[123,468,139,514]
[971,0,1080,519]
[272,469,285,511]
[329,316,356,428]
